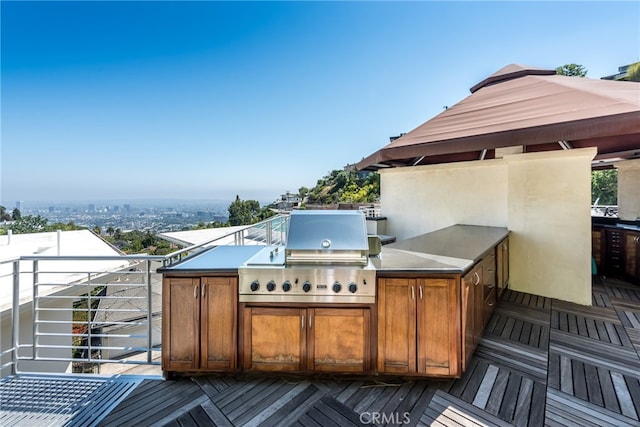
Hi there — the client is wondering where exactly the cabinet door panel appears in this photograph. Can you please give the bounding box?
[496,238,509,298]
[309,308,370,373]
[244,307,305,371]
[378,278,416,374]
[163,278,199,371]
[483,252,496,303]
[625,232,639,284]
[201,277,237,371]
[417,278,458,377]
[461,274,475,372]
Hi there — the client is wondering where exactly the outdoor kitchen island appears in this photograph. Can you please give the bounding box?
[159,214,509,380]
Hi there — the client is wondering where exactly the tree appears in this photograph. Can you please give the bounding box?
[591,170,617,205]
[228,195,271,226]
[298,186,309,199]
[0,205,11,221]
[306,169,380,205]
[556,64,587,77]
[11,208,21,220]
[9,215,48,233]
[93,226,102,235]
[626,62,640,82]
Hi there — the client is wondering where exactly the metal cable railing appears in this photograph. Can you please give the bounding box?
[1,213,289,377]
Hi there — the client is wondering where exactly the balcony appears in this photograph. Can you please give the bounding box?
[1,213,640,425]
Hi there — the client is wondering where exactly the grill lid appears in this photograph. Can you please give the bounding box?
[285,210,369,265]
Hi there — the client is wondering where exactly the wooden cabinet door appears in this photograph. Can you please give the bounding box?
[201,277,237,371]
[482,251,496,304]
[496,238,509,298]
[417,278,458,377]
[592,229,603,270]
[377,278,416,374]
[461,272,475,372]
[472,265,485,338]
[308,308,370,373]
[482,253,497,326]
[243,307,306,372]
[163,278,200,371]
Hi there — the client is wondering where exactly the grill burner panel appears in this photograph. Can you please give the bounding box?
[238,264,375,304]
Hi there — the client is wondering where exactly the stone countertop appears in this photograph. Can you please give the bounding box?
[157,245,265,273]
[592,217,640,231]
[158,225,509,275]
[372,225,509,274]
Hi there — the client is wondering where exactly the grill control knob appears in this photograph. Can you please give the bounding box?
[250,280,260,292]
[266,280,276,292]
[302,281,312,292]
[282,281,291,292]
[348,282,358,293]
[332,282,342,293]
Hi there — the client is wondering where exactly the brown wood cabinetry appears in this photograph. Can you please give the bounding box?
[162,277,237,374]
[462,265,482,371]
[592,228,603,271]
[598,227,640,285]
[242,306,371,373]
[377,277,458,377]
[496,238,509,298]
[625,230,640,283]
[461,251,500,371]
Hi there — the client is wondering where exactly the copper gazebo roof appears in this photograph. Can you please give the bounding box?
[356,64,640,171]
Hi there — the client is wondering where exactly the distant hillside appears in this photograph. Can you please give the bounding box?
[299,168,379,206]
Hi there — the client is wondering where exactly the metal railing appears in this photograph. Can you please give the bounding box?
[1,214,289,377]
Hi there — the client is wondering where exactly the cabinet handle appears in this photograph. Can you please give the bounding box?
[474,272,480,286]
[201,284,206,298]
[194,285,198,298]
[419,285,423,300]
[487,284,495,289]
[411,286,415,300]
[488,302,495,307]
[309,314,312,329]
[301,315,305,329]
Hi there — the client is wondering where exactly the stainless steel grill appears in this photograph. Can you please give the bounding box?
[238,210,376,304]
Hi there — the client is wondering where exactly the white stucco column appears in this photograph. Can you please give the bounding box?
[615,159,640,221]
[505,147,597,305]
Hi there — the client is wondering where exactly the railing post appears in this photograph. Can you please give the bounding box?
[266,220,273,246]
[87,273,92,364]
[32,260,38,360]
[146,259,153,364]
[12,260,20,375]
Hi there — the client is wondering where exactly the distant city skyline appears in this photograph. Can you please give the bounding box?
[2,2,638,204]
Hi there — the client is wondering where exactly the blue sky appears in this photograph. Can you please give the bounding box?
[1,1,639,206]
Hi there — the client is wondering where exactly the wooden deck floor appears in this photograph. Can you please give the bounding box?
[3,277,639,426]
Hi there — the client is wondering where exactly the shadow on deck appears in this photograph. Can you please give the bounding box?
[2,277,639,426]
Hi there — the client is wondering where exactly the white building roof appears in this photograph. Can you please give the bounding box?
[158,225,266,247]
[0,230,130,313]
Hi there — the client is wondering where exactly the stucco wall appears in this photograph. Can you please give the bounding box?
[616,158,640,221]
[380,159,508,240]
[380,148,596,305]
[505,148,595,305]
